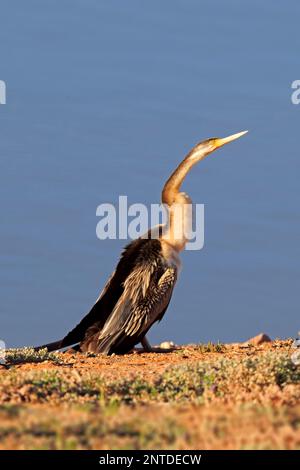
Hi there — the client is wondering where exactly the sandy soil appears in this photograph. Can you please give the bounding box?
[0,338,299,450]
[8,339,289,380]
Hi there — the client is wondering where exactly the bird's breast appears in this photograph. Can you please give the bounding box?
[160,240,182,272]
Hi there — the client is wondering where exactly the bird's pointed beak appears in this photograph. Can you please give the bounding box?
[214,130,248,149]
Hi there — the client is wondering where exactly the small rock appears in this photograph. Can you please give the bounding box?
[291,351,300,366]
[292,338,300,349]
[247,333,272,345]
[159,341,176,349]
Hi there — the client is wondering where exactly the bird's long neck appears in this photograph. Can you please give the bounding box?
[159,131,247,250]
[161,153,196,206]
[161,151,201,252]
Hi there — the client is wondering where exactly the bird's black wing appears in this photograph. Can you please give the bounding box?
[36,237,158,351]
[80,241,177,355]
[56,237,162,349]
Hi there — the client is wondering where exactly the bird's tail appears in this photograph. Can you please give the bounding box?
[33,339,65,352]
[34,339,80,352]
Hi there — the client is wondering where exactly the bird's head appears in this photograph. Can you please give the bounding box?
[187,130,248,162]
[162,130,248,206]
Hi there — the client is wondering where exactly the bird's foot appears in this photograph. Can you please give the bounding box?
[141,336,152,352]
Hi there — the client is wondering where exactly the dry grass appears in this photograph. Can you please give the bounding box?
[0,339,299,449]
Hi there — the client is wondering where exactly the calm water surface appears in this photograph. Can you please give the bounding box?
[0,1,299,347]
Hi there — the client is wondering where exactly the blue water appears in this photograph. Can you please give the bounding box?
[0,0,299,348]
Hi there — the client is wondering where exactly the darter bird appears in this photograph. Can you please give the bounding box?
[36,131,247,354]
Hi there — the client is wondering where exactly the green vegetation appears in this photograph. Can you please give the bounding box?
[0,345,299,449]
[0,352,299,405]
[4,348,62,365]
[197,341,225,353]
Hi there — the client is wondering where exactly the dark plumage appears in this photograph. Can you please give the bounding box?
[35,131,247,355]
[37,237,177,354]
[80,238,177,354]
